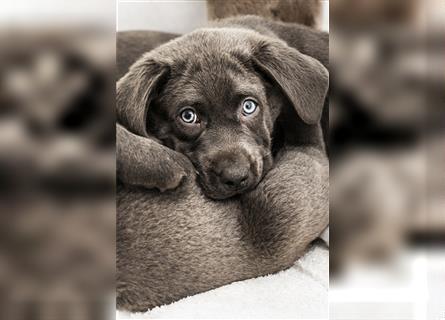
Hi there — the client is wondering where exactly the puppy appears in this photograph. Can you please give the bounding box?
[117,16,329,311]
[118,16,328,199]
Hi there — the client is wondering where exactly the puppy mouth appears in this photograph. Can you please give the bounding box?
[199,176,261,200]
[198,161,265,200]
[192,148,273,200]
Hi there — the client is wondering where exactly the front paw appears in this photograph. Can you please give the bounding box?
[156,163,186,192]
[156,152,195,192]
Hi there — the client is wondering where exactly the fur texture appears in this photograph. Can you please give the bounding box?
[117,16,329,311]
[117,146,328,311]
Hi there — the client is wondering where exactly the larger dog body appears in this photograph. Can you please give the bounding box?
[117,17,329,311]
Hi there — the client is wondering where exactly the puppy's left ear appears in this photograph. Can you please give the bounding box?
[252,39,328,124]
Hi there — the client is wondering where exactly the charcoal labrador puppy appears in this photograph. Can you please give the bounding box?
[117,16,329,311]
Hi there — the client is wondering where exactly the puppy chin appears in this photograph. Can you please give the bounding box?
[205,190,238,201]
[199,176,262,200]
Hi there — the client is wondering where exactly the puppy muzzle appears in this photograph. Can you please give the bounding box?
[200,149,262,200]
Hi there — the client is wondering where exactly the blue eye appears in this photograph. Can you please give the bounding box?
[242,99,258,115]
[180,108,197,124]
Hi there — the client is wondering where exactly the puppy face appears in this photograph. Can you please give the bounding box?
[148,52,277,199]
[117,28,329,199]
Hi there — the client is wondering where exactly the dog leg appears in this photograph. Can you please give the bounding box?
[239,145,329,267]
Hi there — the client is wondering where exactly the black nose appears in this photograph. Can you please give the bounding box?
[219,166,250,189]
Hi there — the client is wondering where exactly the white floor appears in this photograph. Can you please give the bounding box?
[330,248,445,320]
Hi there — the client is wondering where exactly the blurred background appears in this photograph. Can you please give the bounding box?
[0,1,115,320]
[329,0,445,319]
[117,0,329,33]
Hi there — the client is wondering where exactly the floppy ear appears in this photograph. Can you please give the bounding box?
[116,55,169,136]
[252,39,329,124]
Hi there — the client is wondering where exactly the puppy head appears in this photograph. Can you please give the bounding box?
[117,28,328,199]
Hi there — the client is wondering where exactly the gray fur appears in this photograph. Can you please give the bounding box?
[117,146,328,311]
[117,16,329,311]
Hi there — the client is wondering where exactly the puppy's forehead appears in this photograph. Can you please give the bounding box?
[154,29,266,105]
[162,65,264,109]
[154,28,258,64]
[184,28,254,54]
